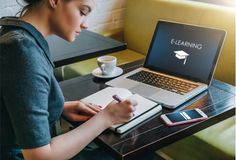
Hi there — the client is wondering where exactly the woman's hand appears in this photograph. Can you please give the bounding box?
[63,101,102,122]
[100,99,136,127]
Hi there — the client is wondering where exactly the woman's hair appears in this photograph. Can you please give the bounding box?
[17,0,43,17]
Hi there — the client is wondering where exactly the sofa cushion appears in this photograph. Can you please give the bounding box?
[60,49,144,80]
[195,116,235,157]
[124,0,235,85]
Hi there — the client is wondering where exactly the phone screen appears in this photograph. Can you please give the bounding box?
[166,110,203,122]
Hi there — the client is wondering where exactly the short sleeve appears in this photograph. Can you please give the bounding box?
[2,35,52,149]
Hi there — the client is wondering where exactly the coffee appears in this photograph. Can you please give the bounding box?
[101,60,112,63]
[97,56,117,75]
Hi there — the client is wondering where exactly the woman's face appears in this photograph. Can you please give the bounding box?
[50,0,95,42]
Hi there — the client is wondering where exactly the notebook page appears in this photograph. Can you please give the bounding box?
[111,94,158,129]
[130,94,158,118]
[81,87,132,109]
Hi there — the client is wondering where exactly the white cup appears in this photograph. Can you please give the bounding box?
[97,56,117,75]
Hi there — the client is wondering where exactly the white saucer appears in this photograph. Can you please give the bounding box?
[92,67,123,78]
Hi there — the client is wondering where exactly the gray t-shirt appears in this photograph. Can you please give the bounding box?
[0,17,64,159]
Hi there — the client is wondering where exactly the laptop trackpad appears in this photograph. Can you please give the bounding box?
[130,84,160,97]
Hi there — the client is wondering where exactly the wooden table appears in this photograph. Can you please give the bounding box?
[47,30,126,67]
[59,60,235,160]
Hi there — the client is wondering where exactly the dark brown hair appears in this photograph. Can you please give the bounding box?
[17,0,43,17]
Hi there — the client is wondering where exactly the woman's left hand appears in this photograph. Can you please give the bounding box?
[63,101,102,122]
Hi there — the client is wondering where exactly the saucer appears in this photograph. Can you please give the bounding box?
[92,67,123,78]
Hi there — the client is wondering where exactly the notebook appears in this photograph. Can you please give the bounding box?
[106,20,226,109]
[81,87,162,134]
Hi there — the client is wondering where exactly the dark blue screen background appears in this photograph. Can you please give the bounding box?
[145,21,225,84]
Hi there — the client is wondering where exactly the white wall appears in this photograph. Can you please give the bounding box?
[0,0,126,33]
[88,0,126,33]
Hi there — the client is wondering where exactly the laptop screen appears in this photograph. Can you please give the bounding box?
[144,21,226,85]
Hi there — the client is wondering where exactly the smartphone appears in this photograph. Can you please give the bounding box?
[161,109,208,126]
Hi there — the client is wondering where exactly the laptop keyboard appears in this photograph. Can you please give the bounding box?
[127,71,199,95]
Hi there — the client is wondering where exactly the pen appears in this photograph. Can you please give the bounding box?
[112,94,123,103]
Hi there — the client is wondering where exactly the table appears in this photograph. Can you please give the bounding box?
[47,30,126,67]
[59,60,235,160]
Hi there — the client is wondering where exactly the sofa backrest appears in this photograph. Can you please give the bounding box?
[124,0,235,85]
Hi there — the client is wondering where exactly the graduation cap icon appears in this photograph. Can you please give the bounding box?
[174,50,189,65]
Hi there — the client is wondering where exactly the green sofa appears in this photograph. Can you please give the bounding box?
[56,0,235,159]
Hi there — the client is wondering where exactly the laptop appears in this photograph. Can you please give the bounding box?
[106,20,226,109]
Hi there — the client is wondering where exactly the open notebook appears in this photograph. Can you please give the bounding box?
[81,87,162,134]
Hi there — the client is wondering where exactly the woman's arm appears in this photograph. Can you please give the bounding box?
[22,100,134,160]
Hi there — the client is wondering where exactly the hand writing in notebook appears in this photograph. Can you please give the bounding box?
[101,97,136,126]
[112,94,137,117]
[81,87,160,133]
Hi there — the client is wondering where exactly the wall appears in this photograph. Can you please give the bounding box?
[88,0,126,33]
[0,0,126,33]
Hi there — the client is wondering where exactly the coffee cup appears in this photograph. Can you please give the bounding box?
[97,56,117,75]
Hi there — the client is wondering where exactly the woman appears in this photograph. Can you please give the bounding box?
[0,0,135,159]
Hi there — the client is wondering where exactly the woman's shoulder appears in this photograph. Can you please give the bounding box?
[0,29,50,70]
[0,28,42,57]
[0,29,36,46]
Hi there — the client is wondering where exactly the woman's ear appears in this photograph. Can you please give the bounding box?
[48,0,59,8]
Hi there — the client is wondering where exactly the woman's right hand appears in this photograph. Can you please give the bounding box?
[101,99,136,127]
